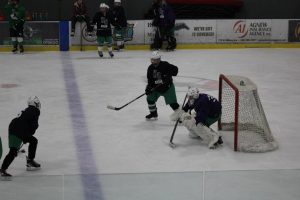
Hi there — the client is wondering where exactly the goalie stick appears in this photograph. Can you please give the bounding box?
[169,87,190,148]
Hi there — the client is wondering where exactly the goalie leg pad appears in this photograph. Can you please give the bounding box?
[188,123,220,148]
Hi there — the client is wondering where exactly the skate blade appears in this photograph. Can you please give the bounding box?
[1,176,12,181]
[146,117,158,121]
[26,167,41,171]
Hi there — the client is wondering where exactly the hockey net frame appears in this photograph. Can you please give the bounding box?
[218,74,278,152]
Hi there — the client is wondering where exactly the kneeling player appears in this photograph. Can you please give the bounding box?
[0,96,41,180]
[171,88,223,149]
[145,51,180,120]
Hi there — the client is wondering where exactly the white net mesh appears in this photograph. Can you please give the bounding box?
[220,75,278,152]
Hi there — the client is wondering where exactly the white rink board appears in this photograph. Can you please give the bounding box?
[68,19,294,46]
[271,19,289,42]
[175,20,216,43]
[126,20,145,44]
[144,20,216,44]
[217,19,288,43]
[144,20,156,44]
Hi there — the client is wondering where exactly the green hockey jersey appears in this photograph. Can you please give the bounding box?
[4,3,25,29]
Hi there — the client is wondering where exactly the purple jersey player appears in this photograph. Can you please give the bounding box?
[170,88,223,149]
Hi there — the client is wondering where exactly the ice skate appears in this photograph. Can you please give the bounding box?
[208,133,220,149]
[0,169,12,181]
[109,51,114,58]
[19,45,24,53]
[26,159,41,171]
[12,46,18,54]
[217,136,223,145]
[98,51,103,58]
[145,111,158,121]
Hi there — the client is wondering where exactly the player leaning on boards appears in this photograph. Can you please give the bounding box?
[112,0,127,51]
[0,96,41,180]
[93,3,116,58]
[4,0,25,53]
[170,88,223,149]
[145,51,180,120]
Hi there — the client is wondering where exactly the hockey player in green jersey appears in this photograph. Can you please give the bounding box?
[4,0,25,53]
[93,3,116,58]
[145,51,180,120]
[1,96,41,180]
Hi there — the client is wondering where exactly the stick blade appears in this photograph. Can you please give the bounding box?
[169,142,176,149]
[107,105,117,110]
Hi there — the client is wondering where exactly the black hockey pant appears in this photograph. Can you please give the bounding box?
[1,136,38,170]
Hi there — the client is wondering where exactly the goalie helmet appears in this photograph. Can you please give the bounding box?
[28,96,41,110]
[187,87,200,99]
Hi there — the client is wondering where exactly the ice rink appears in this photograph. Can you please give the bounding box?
[1,49,300,200]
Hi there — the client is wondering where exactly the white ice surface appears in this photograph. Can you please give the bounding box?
[0,49,300,177]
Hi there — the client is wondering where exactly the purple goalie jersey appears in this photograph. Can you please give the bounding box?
[183,93,222,125]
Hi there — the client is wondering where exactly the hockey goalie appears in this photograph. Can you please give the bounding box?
[171,88,223,149]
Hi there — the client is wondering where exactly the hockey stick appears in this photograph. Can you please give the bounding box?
[107,85,161,111]
[107,93,146,111]
[169,88,190,148]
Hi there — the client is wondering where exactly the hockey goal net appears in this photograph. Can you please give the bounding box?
[218,74,278,152]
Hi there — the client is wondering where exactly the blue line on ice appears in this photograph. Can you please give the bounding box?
[61,52,103,200]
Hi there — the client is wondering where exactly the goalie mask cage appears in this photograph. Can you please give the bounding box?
[218,74,278,152]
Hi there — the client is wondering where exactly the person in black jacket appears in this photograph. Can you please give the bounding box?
[0,96,41,179]
[112,0,127,51]
[145,51,179,120]
[93,3,115,58]
[71,0,92,37]
[151,0,176,51]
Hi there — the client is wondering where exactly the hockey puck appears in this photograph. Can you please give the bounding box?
[20,149,26,153]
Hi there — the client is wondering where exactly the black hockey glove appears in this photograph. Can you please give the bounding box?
[145,85,153,95]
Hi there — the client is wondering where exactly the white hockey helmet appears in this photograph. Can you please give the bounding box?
[100,3,109,9]
[150,51,161,60]
[187,87,200,99]
[115,0,121,3]
[28,96,41,110]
